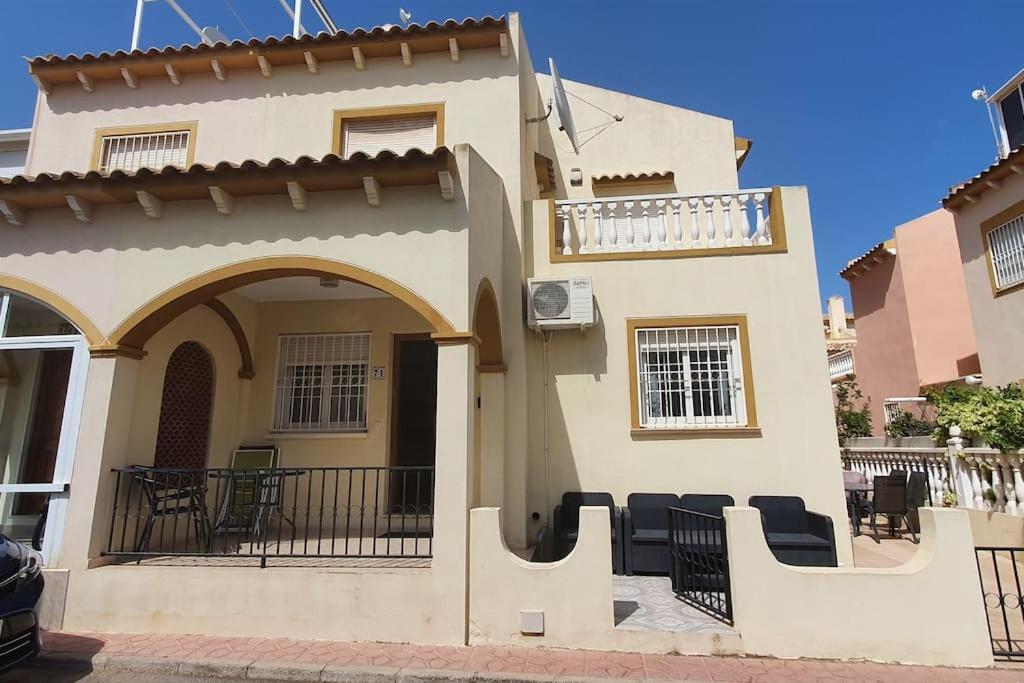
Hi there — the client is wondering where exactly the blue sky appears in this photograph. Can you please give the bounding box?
[1,1,1021,307]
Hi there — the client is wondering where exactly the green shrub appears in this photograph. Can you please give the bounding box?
[884,409,934,440]
[927,383,1024,453]
[834,377,872,445]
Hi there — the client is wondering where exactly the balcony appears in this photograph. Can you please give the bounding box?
[828,349,854,381]
[550,187,787,262]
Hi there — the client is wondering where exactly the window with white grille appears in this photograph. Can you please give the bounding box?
[98,129,191,173]
[634,325,748,429]
[272,333,370,432]
[342,114,437,158]
[988,213,1024,291]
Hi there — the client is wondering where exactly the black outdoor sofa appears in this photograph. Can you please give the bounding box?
[623,493,734,576]
[749,495,838,567]
[552,491,624,575]
[554,490,838,576]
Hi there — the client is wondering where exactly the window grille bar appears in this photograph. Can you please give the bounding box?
[98,130,190,174]
[990,214,1024,290]
[636,325,745,429]
[273,333,370,433]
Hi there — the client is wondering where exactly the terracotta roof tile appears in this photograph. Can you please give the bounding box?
[943,146,1024,209]
[28,17,506,68]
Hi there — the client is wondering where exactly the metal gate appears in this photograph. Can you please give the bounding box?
[976,546,1024,659]
[667,507,732,624]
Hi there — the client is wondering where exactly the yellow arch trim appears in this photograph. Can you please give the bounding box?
[107,256,457,353]
[472,277,504,370]
[0,274,106,347]
[203,298,255,380]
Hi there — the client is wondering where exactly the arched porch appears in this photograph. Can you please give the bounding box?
[58,259,480,581]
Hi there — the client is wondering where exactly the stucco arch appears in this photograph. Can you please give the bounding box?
[0,273,106,347]
[107,256,459,354]
[473,278,504,370]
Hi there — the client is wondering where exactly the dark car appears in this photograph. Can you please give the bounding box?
[0,534,43,673]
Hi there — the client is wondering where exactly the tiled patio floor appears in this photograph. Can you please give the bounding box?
[37,631,1024,682]
[613,576,735,635]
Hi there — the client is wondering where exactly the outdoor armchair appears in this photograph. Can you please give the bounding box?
[622,493,680,576]
[553,491,624,575]
[679,494,735,517]
[869,474,910,543]
[748,495,837,567]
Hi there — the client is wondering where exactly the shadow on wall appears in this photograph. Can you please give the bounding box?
[0,186,463,261]
[525,303,610,546]
[45,51,521,117]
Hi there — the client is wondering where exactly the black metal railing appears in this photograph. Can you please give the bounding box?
[667,507,732,624]
[976,546,1024,659]
[106,466,435,566]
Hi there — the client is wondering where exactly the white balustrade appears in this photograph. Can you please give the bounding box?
[828,350,854,381]
[843,436,1024,515]
[554,188,776,257]
[841,447,953,506]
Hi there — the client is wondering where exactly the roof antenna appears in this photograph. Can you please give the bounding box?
[972,86,1007,160]
[399,8,412,27]
[131,0,227,51]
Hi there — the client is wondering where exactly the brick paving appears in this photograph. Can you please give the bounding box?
[36,631,1024,682]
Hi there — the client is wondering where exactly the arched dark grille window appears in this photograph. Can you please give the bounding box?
[153,341,215,470]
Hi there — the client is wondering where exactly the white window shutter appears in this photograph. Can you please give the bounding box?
[342,114,437,158]
[99,130,190,173]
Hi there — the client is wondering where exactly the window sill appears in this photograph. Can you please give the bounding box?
[265,432,369,441]
[630,427,762,439]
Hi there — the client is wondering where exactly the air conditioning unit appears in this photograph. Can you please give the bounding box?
[526,276,596,330]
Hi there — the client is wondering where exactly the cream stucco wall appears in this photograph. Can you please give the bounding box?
[0,184,471,337]
[125,304,249,470]
[534,74,739,200]
[726,506,992,667]
[525,188,853,565]
[951,172,1024,386]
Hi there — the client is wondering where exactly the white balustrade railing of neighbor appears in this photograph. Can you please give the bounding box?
[842,427,1024,516]
[554,188,775,257]
[828,350,854,381]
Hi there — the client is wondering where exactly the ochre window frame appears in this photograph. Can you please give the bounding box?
[980,199,1024,298]
[90,121,199,172]
[626,315,760,437]
[331,103,445,157]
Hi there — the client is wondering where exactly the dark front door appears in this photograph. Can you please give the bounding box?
[389,336,437,513]
[16,349,73,515]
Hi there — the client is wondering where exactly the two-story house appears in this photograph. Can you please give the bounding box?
[0,12,848,647]
[944,67,1024,386]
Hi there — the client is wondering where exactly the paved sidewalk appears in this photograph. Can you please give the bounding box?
[34,631,1023,682]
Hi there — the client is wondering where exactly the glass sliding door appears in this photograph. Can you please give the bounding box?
[0,291,88,565]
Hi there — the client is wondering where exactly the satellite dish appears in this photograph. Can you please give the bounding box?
[201,26,229,46]
[549,58,579,154]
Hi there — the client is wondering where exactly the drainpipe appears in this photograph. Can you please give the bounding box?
[533,331,554,560]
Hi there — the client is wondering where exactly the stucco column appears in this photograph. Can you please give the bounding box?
[479,371,505,508]
[430,342,475,644]
[57,355,140,570]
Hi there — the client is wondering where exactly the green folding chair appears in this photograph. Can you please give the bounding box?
[212,446,288,543]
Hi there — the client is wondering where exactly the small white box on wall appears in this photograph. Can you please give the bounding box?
[520,610,544,635]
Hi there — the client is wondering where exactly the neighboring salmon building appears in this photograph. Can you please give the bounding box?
[840,209,979,433]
